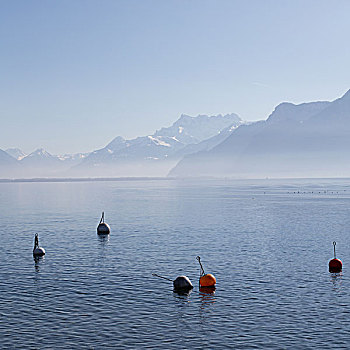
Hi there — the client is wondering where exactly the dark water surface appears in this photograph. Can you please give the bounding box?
[1,178,350,349]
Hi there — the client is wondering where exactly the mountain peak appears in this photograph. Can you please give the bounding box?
[267,101,330,124]
[32,148,51,156]
[106,136,126,150]
[22,148,56,160]
[176,114,195,125]
[0,148,19,164]
[154,113,243,144]
[5,148,26,160]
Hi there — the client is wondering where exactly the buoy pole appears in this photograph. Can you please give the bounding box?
[196,256,205,277]
[333,241,337,259]
[33,233,45,257]
[196,256,216,288]
[100,212,105,224]
[152,273,173,282]
[34,233,39,249]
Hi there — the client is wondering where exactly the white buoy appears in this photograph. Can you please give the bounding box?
[33,233,45,257]
[97,212,110,235]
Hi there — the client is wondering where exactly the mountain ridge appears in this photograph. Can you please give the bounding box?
[72,112,243,176]
[169,90,350,178]
[0,112,243,178]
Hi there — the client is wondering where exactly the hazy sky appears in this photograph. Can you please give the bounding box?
[1,0,350,154]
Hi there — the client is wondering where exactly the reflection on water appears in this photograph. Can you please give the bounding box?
[330,272,343,291]
[199,286,216,311]
[33,256,44,273]
[173,289,193,300]
[97,233,110,245]
[97,233,109,261]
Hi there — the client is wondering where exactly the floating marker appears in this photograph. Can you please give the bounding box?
[173,276,193,290]
[33,233,45,257]
[97,212,110,235]
[152,273,193,291]
[196,256,216,288]
[329,241,342,273]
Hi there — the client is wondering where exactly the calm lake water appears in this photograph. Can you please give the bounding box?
[1,178,350,349]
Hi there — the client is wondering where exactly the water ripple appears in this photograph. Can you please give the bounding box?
[1,179,350,348]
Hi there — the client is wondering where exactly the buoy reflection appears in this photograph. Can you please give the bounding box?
[330,272,343,291]
[33,255,44,273]
[173,288,192,303]
[97,233,109,261]
[173,289,193,297]
[97,233,110,244]
[199,286,216,309]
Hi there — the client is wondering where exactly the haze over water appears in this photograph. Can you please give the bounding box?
[1,178,350,348]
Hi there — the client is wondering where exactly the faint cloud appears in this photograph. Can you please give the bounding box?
[252,82,270,88]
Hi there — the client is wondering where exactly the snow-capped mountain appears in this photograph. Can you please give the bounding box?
[0,112,243,178]
[5,148,27,160]
[154,113,242,144]
[170,89,350,178]
[171,122,245,159]
[58,152,89,164]
[73,113,243,176]
[19,149,89,166]
[16,148,64,177]
[20,148,62,166]
[10,148,89,177]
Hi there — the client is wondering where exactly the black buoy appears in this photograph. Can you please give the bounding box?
[173,276,193,290]
[152,273,193,291]
[329,241,342,273]
[97,212,110,235]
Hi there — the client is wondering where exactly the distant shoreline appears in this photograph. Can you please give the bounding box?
[1,176,350,184]
[0,177,175,184]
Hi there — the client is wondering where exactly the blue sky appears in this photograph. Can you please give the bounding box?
[1,0,350,154]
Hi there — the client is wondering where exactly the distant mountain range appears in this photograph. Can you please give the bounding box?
[0,113,243,178]
[71,113,243,176]
[0,147,89,178]
[3,89,350,179]
[170,89,350,178]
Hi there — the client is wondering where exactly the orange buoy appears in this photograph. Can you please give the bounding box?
[196,256,216,288]
[329,241,342,273]
[199,273,216,287]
